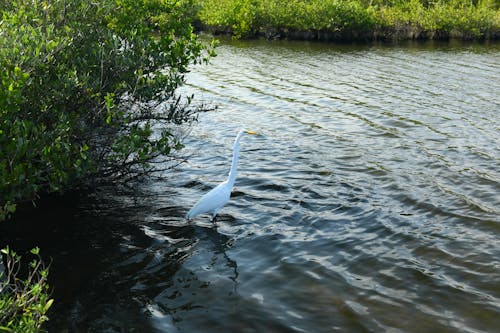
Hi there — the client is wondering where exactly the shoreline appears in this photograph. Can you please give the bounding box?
[196,23,500,42]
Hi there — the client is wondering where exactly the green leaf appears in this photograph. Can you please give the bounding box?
[43,299,54,313]
[0,0,206,208]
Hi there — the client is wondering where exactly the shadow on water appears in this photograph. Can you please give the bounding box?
[212,34,500,53]
[0,185,239,332]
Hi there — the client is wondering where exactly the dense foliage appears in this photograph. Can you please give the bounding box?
[0,0,213,221]
[0,247,52,332]
[195,0,500,39]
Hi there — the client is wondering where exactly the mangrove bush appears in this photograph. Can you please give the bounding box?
[195,0,500,39]
[0,0,214,221]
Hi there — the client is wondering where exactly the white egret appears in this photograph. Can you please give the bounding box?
[186,129,257,222]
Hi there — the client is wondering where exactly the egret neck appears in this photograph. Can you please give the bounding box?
[227,130,245,187]
[227,130,256,186]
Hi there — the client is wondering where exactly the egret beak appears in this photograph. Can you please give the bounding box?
[246,130,257,135]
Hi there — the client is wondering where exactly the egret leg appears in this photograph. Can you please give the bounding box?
[211,209,219,224]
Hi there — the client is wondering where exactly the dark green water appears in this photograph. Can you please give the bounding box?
[1,39,499,332]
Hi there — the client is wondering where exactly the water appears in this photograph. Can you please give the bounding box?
[1,39,499,332]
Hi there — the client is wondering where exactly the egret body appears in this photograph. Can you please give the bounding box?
[186,130,256,221]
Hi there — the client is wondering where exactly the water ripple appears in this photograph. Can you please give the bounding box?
[172,39,500,333]
[3,39,496,333]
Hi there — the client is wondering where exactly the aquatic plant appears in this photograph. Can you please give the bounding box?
[0,247,52,332]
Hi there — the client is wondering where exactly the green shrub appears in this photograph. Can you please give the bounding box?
[197,0,257,37]
[195,0,500,38]
[198,0,375,34]
[256,0,374,31]
[0,0,213,221]
[376,0,500,36]
[425,0,498,36]
[376,0,426,27]
[0,247,52,332]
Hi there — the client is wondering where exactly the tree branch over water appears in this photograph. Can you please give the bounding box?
[0,0,216,221]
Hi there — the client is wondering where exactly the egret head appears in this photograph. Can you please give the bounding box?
[234,129,258,144]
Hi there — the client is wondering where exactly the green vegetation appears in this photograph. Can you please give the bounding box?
[194,0,500,39]
[0,247,52,332]
[0,0,214,222]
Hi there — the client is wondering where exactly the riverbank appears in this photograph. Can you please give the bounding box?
[194,0,500,40]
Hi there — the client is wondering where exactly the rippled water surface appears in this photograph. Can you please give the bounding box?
[2,39,500,332]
